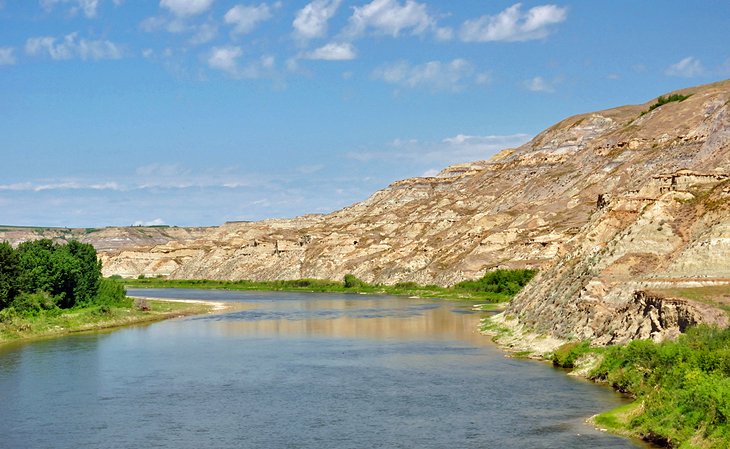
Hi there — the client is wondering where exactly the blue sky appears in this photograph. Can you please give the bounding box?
[1,0,728,227]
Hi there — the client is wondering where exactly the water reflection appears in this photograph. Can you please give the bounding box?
[0,289,649,449]
[203,299,486,344]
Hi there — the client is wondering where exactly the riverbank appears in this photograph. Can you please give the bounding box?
[0,297,221,346]
[482,310,730,449]
[117,269,536,304]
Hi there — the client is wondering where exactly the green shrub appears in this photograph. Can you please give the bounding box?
[454,269,537,295]
[9,291,59,316]
[641,93,691,116]
[590,326,730,446]
[343,274,366,288]
[552,340,592,368]
[95,278,127,306]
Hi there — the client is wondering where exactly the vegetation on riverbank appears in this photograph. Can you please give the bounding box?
[119,268,538,303]
[0,297,213,344]
[549,326,730,448]
[0,239,214,345]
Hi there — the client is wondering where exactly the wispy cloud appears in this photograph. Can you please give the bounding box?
[40,0,101,18]
[0,47,16,65]
[0,181,124,192]
[460,3,567,42]
[347,133,531,165]
[224,3,275,35]
[25,32,123,60]
[523,76,555,92]
[160,0,213,17]
[665,56,704,78]
[302,42,356,60]
[132,218,166,226]
[207,46,277,79]
[372,59,489,92]
[293,0,342,41]
[346,0,435,38]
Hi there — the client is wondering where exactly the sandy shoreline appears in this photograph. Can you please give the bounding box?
[128,296,231,312]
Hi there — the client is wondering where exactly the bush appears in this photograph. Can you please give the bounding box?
[9,291,59,316]
[134,298,151,311]
[454,269,537,295]
[343,274,366,288]
[95,278,127,305]
[552,341,592,368]
[590,326,730,446]
[641,93,691,116]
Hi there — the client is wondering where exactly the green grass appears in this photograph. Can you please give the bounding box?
[0,297,212,345]
[649,285,730,317]
[593,401,643,434]
[119,275,519,302]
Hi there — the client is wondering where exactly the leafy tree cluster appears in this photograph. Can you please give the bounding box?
[591,326,730,448]
[0,239,122,315]
[454,269,537,295]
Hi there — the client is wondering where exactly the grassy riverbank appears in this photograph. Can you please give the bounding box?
[0,297,214,345]
[119,269,537,304]
[549,325,730,449]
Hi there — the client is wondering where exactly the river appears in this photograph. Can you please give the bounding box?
[0,289,647,448]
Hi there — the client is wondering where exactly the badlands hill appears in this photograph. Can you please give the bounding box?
[2,79,729,343]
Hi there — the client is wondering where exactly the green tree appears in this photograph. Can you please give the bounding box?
[64,240,101,306]
[17,239,58,297]
[0,241,21,309]
[15,239,102,308]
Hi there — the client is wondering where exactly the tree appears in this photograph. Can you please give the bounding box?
[14,239,102,309]
[17,239,57,298]
[0,241,20,308]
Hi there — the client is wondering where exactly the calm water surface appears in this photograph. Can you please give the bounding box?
[0,289,647,449]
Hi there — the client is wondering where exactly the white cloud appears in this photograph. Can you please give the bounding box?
[434,26,453,41]
[372,59,489,92]
[224,3,274,35]
[523,76,554,92]
[347,0,434,37]
[207,46,276,79]
[0,181,124,192]
[346,133,532,165]
[40,0,101,18]
[133,218,166,226]
[189,21,217,44]
[207,45,243,73]
[665,56,704,78]
[302,42,356,60]
[460,3,567,42]
[25,33,123,60]
[0,47,16,65]
[160,0,213,17]
[293,0,342,41]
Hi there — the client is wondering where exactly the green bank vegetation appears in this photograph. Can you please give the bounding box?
[0,239,211,344]
[121,268,538,303]
[550,325,730,448]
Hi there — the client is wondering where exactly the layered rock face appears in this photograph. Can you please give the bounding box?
[3,80,728,343]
